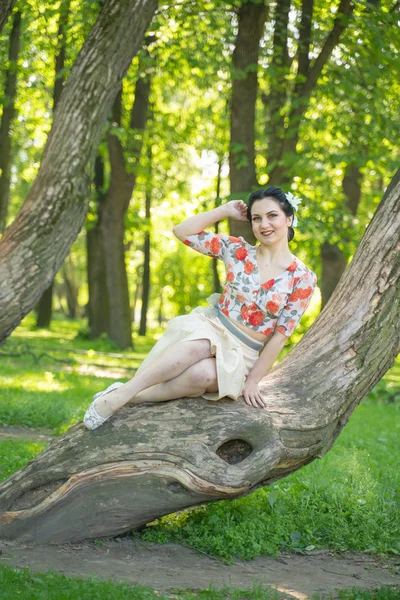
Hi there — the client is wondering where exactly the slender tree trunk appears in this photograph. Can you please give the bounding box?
[87,155,110,337]
[0,9,21,233]
[212,158,223,293]
[36,1,71,327]
[103,60,152,348]
[62,256,78,319]
[229,0,267,240]
[320,164,363,307]
[0,0,16,33]
[0,0,158,345]
[139,145,152,336]
[0,170,398,544]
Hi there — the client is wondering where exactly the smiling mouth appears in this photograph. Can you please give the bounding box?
[261,231,274,236]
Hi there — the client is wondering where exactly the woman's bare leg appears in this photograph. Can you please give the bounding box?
[132,358,219,404]
[94,339,213,418]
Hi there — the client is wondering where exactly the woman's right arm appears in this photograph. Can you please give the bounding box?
[172,200,247,241]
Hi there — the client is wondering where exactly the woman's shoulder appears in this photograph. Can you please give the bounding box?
[292,256,317,284]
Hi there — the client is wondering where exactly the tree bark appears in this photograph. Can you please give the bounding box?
[0,0,15,32]
[212,158,223,293]
[35,1,71,328]
[229,0,268,240]
[0,9,21,233]
[0,0,158,345]
[87,155,110,338]
[139,146,152,336]
[0,170,398,544]
[103,61,152,348]
[320,164,363,307]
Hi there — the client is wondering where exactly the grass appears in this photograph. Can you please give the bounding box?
[0,565,398,600]
[0,313,399,598]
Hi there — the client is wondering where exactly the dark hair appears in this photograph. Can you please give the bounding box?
[247,187,295,242]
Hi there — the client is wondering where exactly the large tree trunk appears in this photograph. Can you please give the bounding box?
[87,155,110,338]
[0,170,398,544]
[228,0,267,240]
[320,164,363,307]
[0,0,158,345]
[103,62,152,348]
[0,9,21,233]
[36,1,71,328]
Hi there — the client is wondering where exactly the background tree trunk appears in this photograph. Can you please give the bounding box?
[36,1,71,328]
[320,164,363,306]
[86,155,110,338]
[0,9,21,233]
[103,61,152,348]
[0,0,158,345]
[139,145,152,336]
[212,158,223,293]
[0,170,398,544]
[228,0,267,240]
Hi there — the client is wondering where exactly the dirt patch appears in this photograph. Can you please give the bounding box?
[0,426,55,443]
[1,538,399,599]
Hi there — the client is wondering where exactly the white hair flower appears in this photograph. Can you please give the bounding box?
[285,191,302,227]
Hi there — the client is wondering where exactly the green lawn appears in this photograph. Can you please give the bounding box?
[0,314,399,598]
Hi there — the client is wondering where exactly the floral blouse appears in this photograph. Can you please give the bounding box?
[183,231,317,338]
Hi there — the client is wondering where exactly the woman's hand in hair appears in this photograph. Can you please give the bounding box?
[223,200,248,222]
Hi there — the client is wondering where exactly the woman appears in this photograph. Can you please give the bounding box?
[83,186,317,430]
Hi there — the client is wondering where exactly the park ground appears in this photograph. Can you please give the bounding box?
[0,315,399,599]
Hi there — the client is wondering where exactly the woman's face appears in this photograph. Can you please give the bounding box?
[250,197,292,244]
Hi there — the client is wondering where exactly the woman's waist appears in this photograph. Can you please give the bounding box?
[223,313,269,342]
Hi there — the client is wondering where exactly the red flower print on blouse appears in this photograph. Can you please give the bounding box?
[227,270,235,282]
[241,305,249,321]
[221,307,229,317]
[235,246,248,261]
[287,261,297,272]
[184,239,191,246]
[248,310,265,327]
[266,301,280,314]
[208,236,221,255]
[244,259,255,275]
[261,279,275,290]
[276,325,286,335]
[261,327,274,337]
[293,276,301,286]
[228,236,242,242]
[288,285,313,302]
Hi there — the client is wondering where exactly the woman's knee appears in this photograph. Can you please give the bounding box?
[187,358,217,391]
[183,339,213,362]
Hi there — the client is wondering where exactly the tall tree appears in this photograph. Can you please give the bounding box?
[36,0,71,328]
[102,54,152,348]
[0,169,398,543]
[139,143,152,336]
[229,0,268,238]
[86,154,110,338]
[0,0,158,345]
[0,9,21,232]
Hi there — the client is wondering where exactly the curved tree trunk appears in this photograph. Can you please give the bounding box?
[0,170,398,544]
[0,0,158,345]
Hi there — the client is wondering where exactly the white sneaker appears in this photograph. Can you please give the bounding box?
[83,382,124,430]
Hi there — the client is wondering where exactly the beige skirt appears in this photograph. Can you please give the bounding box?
[136,303,263,401]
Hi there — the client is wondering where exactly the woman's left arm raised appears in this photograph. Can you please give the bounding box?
[241,332,287,409]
